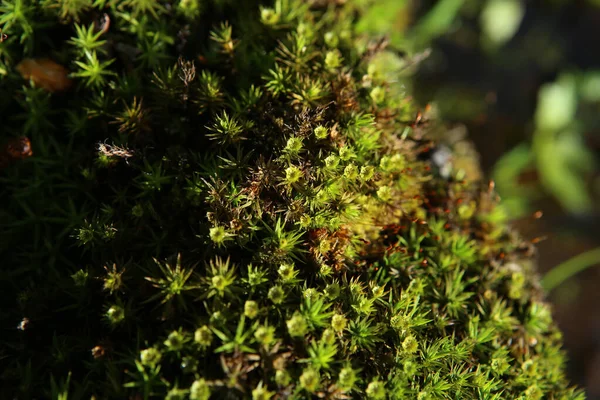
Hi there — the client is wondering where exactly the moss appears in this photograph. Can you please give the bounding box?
[0,0,583,399]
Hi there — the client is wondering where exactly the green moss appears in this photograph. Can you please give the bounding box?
[0,0,583,399]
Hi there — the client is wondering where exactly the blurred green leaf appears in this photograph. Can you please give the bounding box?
[355,0,409,35]
[534,130,594,213]
[410,0,465,47]
[535,76,577,133]
[533,74,594,214]
[492,143,536,218]
[580,71,600,101]
[480,0,525,48]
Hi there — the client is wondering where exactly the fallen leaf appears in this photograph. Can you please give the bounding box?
[16,58,72,92]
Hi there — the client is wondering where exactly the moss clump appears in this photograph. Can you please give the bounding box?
[0,0,583,399]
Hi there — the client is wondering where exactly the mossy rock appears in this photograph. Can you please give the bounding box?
[0,0,583,399]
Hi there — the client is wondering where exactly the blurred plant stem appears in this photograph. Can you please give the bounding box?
[542,247,600,292]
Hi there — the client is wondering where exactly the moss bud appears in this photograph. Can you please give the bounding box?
[254,325,276,346]
[319,263,333,277]
[314,125,328,139]
[366,380,386,399]
[338,145,356,161]
[331,313,347,332]
[370,87,385,104]
[252,382,275,400]
[284,165,302,184]
[71,269,88,287]
[377,186,392,203]
[324,154,339,169]
[189,379,211,400]
[140,347,162,367]
[344,163,358,180]
[299,367,320,392]
[194,325,213,347]
[166,387,187,400]
[209,226,229,246]
[360,165,375,181]
[278,263,296,282]
[164,330,186,351]
[260,7,279,25]
[322,328,336,345]
[325,50,342,70]
[338,365,357,391]
[268,285,285,305]
[402,335,418,354]
[303,288,320,302]
[287,312,308,337]
[324,282,340,299]
[244,300,259,319]
[284,136,303,155]
[324,31,338,48]
[106,304,125,325]
[275,370,291,387]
